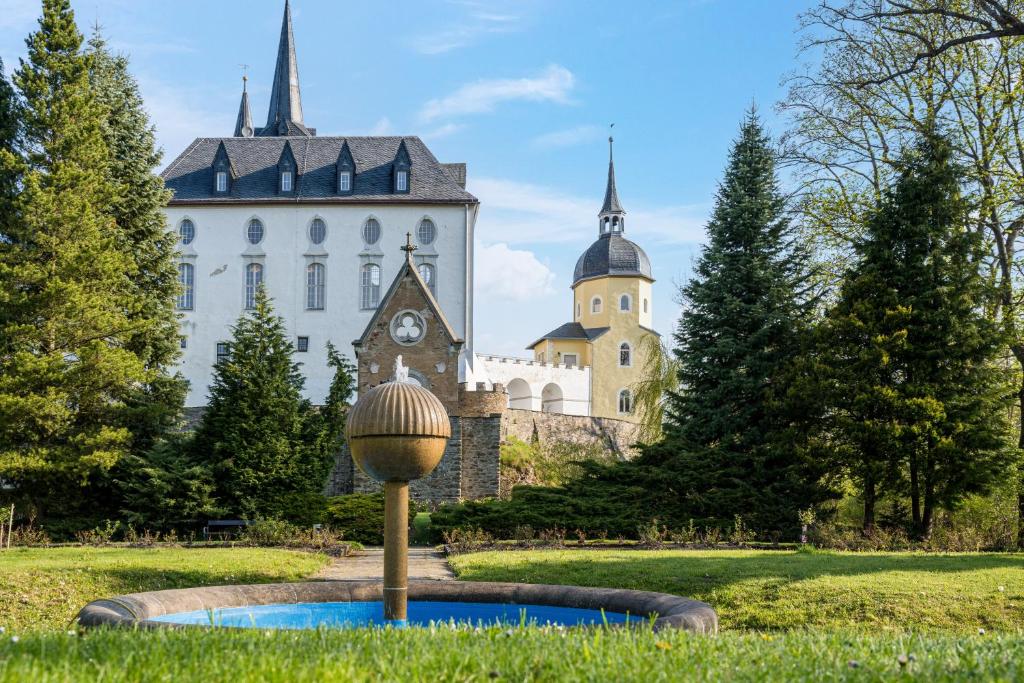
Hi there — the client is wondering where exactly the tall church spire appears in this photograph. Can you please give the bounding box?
[598,136,625,235]
[260,0,310,136]
[233,76,254,137]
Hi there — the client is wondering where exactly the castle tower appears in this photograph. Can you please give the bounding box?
[527,137,657,421]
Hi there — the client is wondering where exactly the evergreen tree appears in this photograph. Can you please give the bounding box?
[0,0,144,515]
[86,31,185,452]
[638,110,829,534]
[0,57,22,234]
[818,131,1014,537]
[190,287,335,518]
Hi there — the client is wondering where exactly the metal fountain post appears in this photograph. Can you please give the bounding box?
[345,354,450,624]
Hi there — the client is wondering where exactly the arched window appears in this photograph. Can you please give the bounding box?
[618,389,632,414]
[643,298,649,313]
[360,263,381,309]
[418,262,436,295]
[576,302,581,319]
[306,263,325,310]
[179,219,195,245]
[177,263,194,310]
[591,297,602,314]
[418,218,436,245]
[309,218,326,245]
[620,294,631,311]
[362,218,381,245]
[245,263,263,309]
[247,219,264,245]
[619,342,631,367]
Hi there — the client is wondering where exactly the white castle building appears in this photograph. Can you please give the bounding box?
[163,2,655,424]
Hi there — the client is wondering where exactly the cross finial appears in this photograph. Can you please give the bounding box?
[401,232,418,264]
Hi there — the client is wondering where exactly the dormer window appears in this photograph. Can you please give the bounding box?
[392,140,411,194]
[336,140,355,195]
[281,170,293,192]
[216,172,227,193]
[277,142,298,195]
[338,171,351,192]
[396,170,408,192]
[212,141,232,194]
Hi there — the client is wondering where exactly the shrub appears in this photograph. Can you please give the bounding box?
[237,518,354,556]
[324,493,418,546]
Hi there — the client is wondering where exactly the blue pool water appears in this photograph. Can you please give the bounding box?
[150,601,635,629]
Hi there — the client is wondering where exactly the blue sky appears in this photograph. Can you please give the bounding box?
[1,0,817,357]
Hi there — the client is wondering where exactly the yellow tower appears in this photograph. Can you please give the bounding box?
[527,138,657,421]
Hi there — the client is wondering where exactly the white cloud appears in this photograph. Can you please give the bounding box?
[531,125,603,150]
[412,1,523,55]
[422,122,464,140]
[368,117,394,135]
[470,176,709,247]
[136,75,233,161]
[475,242,556,302]
[419,64,575,122]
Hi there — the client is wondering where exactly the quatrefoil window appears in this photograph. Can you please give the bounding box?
[390,310,427,346]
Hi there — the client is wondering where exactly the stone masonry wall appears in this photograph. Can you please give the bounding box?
[500,409,640,459]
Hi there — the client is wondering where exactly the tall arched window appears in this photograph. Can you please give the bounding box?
[618,389,632,414]
[619,294,631,311]
[306,263,325,310]
[643,298,649,313]
[362,218,381,245]
[177,263,194,310]
[245,263,263,309]
[591,297,602,314]
[576,302,581,319]
[619,342,631,367]
[360,263,381,309]
[418,262,436,296]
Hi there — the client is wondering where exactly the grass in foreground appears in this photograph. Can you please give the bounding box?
[0,626,1021,682]
[0,547,329,632]
[449,548,1024,632]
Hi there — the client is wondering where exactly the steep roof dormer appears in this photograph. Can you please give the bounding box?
[212,141,235,194]
[336,140,354,195]
[393,139,411,194]
[277,140,298,195]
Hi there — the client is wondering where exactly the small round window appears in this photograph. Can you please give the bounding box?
[390,310,427,346]
[362,218,381,245]
[417,219,436,245]
[247,219,264,245]
[309,218,326,245]
[179,219,195,245]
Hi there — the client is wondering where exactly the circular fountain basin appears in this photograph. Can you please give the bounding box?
[76,581,717,633]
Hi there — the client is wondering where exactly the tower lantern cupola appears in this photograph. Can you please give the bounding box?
[599,136,625,236]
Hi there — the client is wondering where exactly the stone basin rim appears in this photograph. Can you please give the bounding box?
[75,580,717,633]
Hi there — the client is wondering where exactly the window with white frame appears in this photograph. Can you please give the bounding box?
[619,342,631,367]
[591,297,602,314]
[417,218,436,245]
[245,263,263,309]
[296,336,309,352]
[179,219,195,245]
[618,388,632,414]
[247,218,264,245]
[418,262,436,295]
[362,218,381,245]
[281,170,293,192]
[216,171,227,192]
[338,171,351,192]
[309,218,326,245]
[620,294,631,311]
[306,263,325,310]
[177,263,194,310]
[360,263,381,309]
[396,170,408,192]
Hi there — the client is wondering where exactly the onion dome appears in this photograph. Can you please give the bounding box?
[573,234,653,286]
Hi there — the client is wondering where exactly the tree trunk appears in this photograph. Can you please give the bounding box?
[1018,377,1024,549]
[863,471,876,535]
[922,469,935,542]
[910,450,922,536]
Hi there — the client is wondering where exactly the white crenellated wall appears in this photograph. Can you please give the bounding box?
[474,353,591,416]
[165,202,474,406]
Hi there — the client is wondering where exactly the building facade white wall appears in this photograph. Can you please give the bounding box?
[165,202,473,406]
[475,353,591,416]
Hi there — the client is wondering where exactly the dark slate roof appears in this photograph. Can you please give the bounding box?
[527,323,610,349]
[573,233,653,286]
[259,0,310,137]
[601,138,624,215]
[233,81,253,138]
[162,136,477,204]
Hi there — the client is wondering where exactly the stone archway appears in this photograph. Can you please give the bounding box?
[541,383,564,413]
[506,378,532,410]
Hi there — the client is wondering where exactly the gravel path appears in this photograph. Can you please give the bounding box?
[315,547,455,581]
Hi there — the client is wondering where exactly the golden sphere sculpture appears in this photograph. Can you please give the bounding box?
[344,357,451,624]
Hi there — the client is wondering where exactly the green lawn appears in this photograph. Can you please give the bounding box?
[0,547,329,632]
[450,548,1024,633]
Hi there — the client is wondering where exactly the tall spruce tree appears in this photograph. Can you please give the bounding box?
[0,0,144,515]
[0,57,21,234]
[638,110,828,534]
[818,131,1014,537]
[86,32,184,452]
[190,288,336,518]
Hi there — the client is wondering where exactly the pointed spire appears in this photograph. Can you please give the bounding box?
[600,136,625,216]
[260,0,309,136]
[401,232,418,266]
[234,76,254,137]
